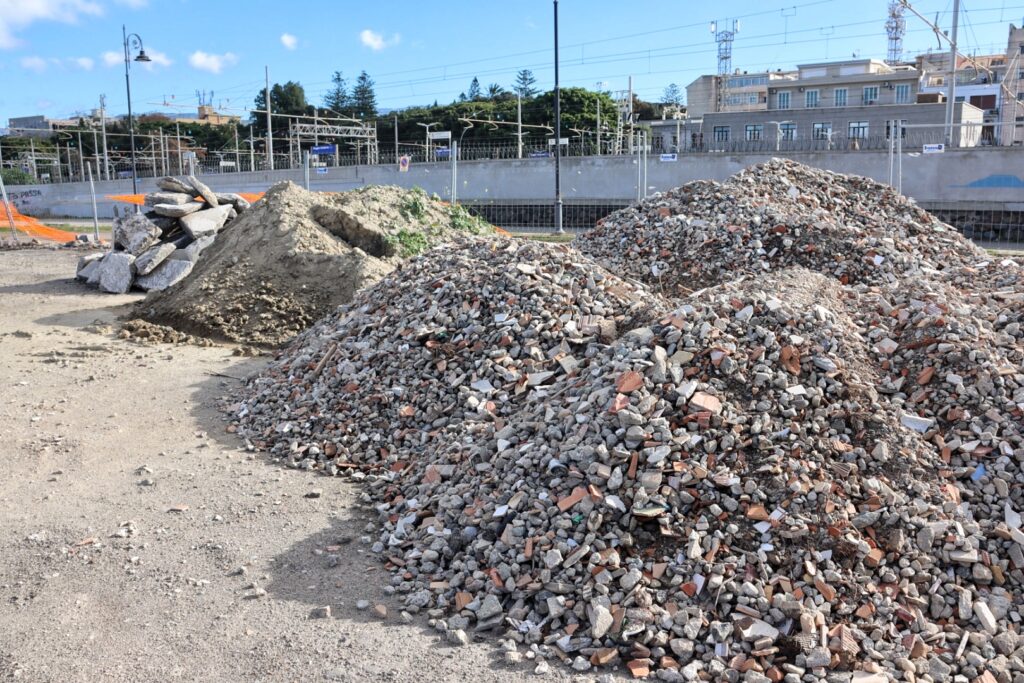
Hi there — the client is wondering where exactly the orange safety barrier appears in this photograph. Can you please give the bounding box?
[1,203,80,243]
[106,192,266,206]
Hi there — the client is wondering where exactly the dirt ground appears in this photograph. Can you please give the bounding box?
[0,248,596,683]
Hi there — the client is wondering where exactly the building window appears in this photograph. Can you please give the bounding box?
[713,126,730,142]
[805,89,820,107]
[886,120,908,139]
[895,84,911,104]
[777,91,790,109]
[848,121,869,139]
[780,122,797,140]
[863,86,879,104]
[745,124,764,141]
[813,122,832,140]
[834,88,847,107]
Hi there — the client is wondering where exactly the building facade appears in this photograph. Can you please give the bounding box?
[646,101,983,153]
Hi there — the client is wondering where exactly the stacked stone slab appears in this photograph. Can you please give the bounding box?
[75,175,250,294]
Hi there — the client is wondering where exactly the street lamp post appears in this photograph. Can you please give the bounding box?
[122,25,151,198]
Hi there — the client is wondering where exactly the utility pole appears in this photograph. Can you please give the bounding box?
[76,130,84,181]
[553,0,563,234]
[176,122,183,175]
[596,98,601,156]
[234,126,240,172]
[100,95,110,180]
[249,125,255,171]
[517,91,523,159]
[391,114,399,167]
[265,66,274,170]
[945,0,960,147]
[627,76,634,154]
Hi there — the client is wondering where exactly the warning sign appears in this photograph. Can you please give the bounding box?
[399,155,410,172]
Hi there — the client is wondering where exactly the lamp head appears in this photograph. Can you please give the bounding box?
[135,49,152,63]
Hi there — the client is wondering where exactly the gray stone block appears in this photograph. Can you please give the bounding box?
[135,258,193,291]
[156,176,194,194]
[135,242,177,276]
[76,253,104,279]
[187,175,219,207]
[215,192,251,212]
[152,202,205,218]
[112,213,161,256]
[144,192,195,207]
[97,252,136,294]
[180,204,232,239]
[168,235,215,263]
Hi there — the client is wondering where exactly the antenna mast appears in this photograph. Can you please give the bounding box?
[886,1,907,64]
[711,20,739,112]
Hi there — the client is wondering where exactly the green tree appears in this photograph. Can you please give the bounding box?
[486,83,505,99]
[350,71,377,119]
[467,77,482,101]
[513,69,538,98]
[324,71,351,114]
[252,80,313,135]
[662,83,683,105]
[1,168,36,185]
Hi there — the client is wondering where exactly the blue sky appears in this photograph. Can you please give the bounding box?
[0,0,1021,125]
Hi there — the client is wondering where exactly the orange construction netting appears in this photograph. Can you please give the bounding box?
[2,203,80,243]
[106,192,265,206]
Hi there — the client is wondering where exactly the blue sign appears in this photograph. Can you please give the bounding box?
[659,153,678,162]
[434,147,450,159]
[528,151,551,158]
[315,167,328,175]
[311,144,336,155]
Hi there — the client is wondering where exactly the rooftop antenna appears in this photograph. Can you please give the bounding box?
[886,0,907,64]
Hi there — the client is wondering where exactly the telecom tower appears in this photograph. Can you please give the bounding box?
[885,1,906,64]
[711,20,739,112]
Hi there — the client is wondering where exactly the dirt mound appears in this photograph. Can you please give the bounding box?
[137,182,493,346]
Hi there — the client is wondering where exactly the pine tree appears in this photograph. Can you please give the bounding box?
[350,71,378,119]
[467,77,482,100]
[512,69,538,98]
[662,83,683,106]
[324,71,351,114]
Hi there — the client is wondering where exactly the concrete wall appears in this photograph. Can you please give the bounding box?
[7,147,1024,218]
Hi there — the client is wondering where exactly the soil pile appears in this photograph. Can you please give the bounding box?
[138,182,493,346]
[228,161,1023,681]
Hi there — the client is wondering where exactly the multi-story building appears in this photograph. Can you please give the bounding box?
[661,56,987,152]
[998,24,1024,145]
[685,71,796,118]
[7,115,80,137]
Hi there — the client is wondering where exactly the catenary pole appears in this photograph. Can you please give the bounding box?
[553,0,563,234]
[945,0,960,147]
[265,66,275,170]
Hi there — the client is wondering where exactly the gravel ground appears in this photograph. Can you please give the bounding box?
[0,248,598,683]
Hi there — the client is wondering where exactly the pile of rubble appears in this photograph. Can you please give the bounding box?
[75,175,249,293]
[227,160,1023,681]
[576,160,979,294]
[138,182,494,346]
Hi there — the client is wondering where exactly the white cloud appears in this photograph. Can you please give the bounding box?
[101,50,120,67]
[359,29,399,51]
[20,55,47,72]
[188,50,237,74]
[114,0,148,6]
[280,33,297,50]
[142,48,171,69]
[73,56,93,70]
[0,0,102,50]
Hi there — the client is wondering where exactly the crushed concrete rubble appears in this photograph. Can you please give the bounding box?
[137,182,494,347]
[227,159,1023,681]
[76,175,248,294]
